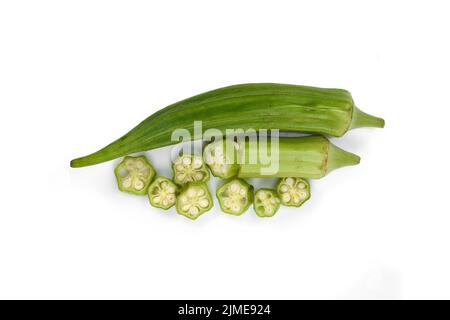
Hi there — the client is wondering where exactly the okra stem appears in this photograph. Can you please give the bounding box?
[350,106,385,129]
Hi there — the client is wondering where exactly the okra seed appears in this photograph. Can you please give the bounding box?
[153,196,161,204]
[223,199,232,208]
[136,160,144,169]
[122,177,132,188]
[189,206,199,215]
[193,158,203,168]
[199,199,209,208]
[161,181,168,188]
[182,157,191,165]
[167,186,175,193]
[230,183,239,193]
[134,179,144,190]
[197,189,205,196]
[282,194,291,202]
[280,185,288,192]
[187,189,196,198]
[194,172,204,180]
[182,204,191,211]
[177,173,186,181]
[285,178,294,186]
[239,189,246,196]
[258,192,267,200]
[297,183,306,189]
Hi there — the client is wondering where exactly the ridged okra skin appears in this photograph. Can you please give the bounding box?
[176,182,213,220]
[71,83,384,168]
[114,155,155,195]
[216,179,253,215]
[254,189,281,217]
[237,136,360,179]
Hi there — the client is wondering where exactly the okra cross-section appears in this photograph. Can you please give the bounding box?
[148,177,178,210]
[253,188,281,218]
[216,179,253,215]
[114,155,155,195]
[172,154,210,185]
[203,140,240,179]
[277,177,310,207]
[176,182,213,220]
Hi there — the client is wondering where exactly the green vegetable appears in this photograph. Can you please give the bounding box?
[253,189,281,217]
[203,139,240,179]
[148,176,178,210]
[172,154,210,185]
[70,83,384,168]
[216,179,253,215]
[114,155,155,195]
[237,136,360,179]
[176,182,213,220]
[277,177,310,207]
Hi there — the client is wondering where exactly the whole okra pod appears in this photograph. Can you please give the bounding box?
[71,83,384,168]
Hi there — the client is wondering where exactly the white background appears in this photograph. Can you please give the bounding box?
[1,0,449,299]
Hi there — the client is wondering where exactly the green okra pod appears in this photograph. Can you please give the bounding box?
[71,83,384,168]
[237,136,360,179]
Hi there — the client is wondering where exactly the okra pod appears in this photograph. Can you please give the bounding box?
[277,177,310,207]
[172,154,210,185]
[176,182,213,220]
[114,155,155,195]
[71,83,384,168]
[254,189,281,217]
[237,136,360,179]
[148,176,178,210]
[216,179,253,215]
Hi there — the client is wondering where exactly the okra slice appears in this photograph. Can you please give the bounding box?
[253,188,281,218]
[176,182,213,220]
[147,176,178,210]
[172,154,210,185]
[216,179,253,215]
[277,177,310,207]
[114,155,155,195]
[203,139,240,179]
